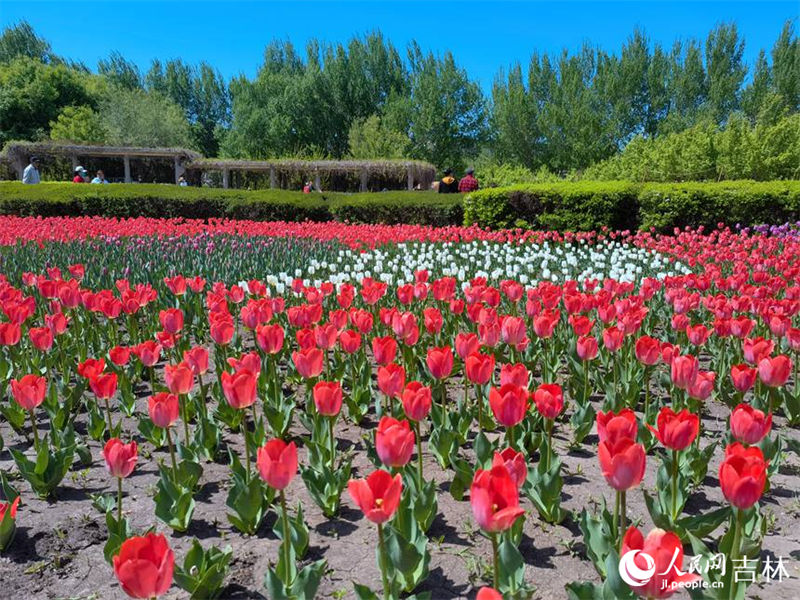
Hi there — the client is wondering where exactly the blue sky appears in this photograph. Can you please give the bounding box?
[1,1,796,88]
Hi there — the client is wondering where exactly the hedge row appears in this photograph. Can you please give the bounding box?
[463,180,800,231]
[2,181,799,231]
[0,183,462,226]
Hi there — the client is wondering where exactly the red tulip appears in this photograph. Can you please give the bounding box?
[470,464,525,532]
[576,335,599,361]
[598,437,646,491]
[492,448,527,489]
[401,381,432,422]
[670,355,698,390]
[730,364,757,393]
[375,416,415,468]
[348,469,402,524]
[28,326,53,351]
[158,308,184,334]
[313,381,343,417]
[257,439,298,490]
[0,496,20,522]
[227,351,261,375]
[634,336,660,366]
[602,326,624,353]
[209,319,234,345]
[90,372,118,399]
[757,355,791,387]
[719,443,767,509]
[256,323,285,354]
[533,383,564,420]
[112,533,174,599]
[0,322,21,346]
[292,347,324,379]
[687,370,715,401]
[426,346,454,379]
[596,408,637,444]
[183,347,209,376]
[134,341,162,367]
[148,392,180,428]
[532,310,559,339]
[500,316,527,347]
[377,363,406,398]
[686,324,710,346]
[109,345,132,366]
[164,362,194,395]
[477,587,503,600]
[455,332,481,360]
[499,363,528,387]
[220,369,257,409]
[620,526,700,598]
[465,352,495,385]
[103,438,138,479]
[10,374,47,411]
[730,404,772,445]
[78,357,106,379]
[314,323,338,350]
[647,407,699,451]
[371,336,397,365]
[488,384,528,428]
[743,337,774,365]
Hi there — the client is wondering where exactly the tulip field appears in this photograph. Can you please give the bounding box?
[1,217,800,600]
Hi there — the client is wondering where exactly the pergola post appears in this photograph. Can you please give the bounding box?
[314,169,321,192]
[360,168,368,192]
[407,165,414,191]
[71,154,79,172]
[269,166,276,189]
[174,156,185,184]
[222,168,229,189]
[123,155,131,183]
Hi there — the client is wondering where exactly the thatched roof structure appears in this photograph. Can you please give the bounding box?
[1,142,436,191]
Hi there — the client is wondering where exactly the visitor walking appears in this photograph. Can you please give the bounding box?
[73,166,88,183]
[22,156,41,184]
[437,169,458,194]
[458,168,479,192]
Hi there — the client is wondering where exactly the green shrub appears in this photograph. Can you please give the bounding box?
[638,181,800,230]
[463,181,640,230]
[0,182,462,226]
[464,180,800,231]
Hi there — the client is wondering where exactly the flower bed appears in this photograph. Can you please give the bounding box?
[0,219,799,599]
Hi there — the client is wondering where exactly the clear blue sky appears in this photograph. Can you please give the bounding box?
[1,1,796,88]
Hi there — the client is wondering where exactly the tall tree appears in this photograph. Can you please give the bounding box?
[704,23,746,122]
[98,51,142,90]
[0,20,55,63]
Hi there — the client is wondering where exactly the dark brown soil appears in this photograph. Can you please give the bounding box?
[1,372,799,600]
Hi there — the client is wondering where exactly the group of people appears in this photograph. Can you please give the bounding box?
[435,167,479,193]
[72,165,109,184]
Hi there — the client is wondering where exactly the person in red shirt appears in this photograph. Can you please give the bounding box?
[458,168,479,193]
[72,166,88,183]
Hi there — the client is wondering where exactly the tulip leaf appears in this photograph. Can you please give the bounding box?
[565,581,603,600]
[272,502,309,559]
[497,539,525,594]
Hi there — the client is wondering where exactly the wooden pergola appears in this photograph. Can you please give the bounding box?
[1,142,201,183]
[1,142,437,191]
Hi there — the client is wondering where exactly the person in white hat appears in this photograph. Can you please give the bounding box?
[72,166,88,183]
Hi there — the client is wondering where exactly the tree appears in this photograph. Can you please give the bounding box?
[99,87,192,148]
[0,57,95,144]
[49,105,107,143]
[98,51,142,90]
[398,44,487,170]
[348,115,409,158]
[704,23,746,123]
[771,20,799,112]
[0,20,55,63]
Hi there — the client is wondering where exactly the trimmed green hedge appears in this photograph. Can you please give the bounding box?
[3,180,800,231]
[464,180,800,231]
[0,183,459,226]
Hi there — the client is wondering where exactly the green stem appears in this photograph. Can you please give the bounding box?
[729,509,743,599]
[506,424,515,449]
[491,532,500,590]
[328,416,336,469]
[619,490,627,549]
[165,426,178,477]
[414,420,424,487]
[117,476,123,523]
[181,394,190,447]
[583,361,590,405]
[280,490,292,584]
[378,522,391,600]
[243,408,251,483]
[149,366,157,394]
[103,397,114,436]
[644,366,651,417]
[29,409,40,451]
[613,489,620,542]
[476,385,483,433]
[671,449,679,520]
[546,419,553,471]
